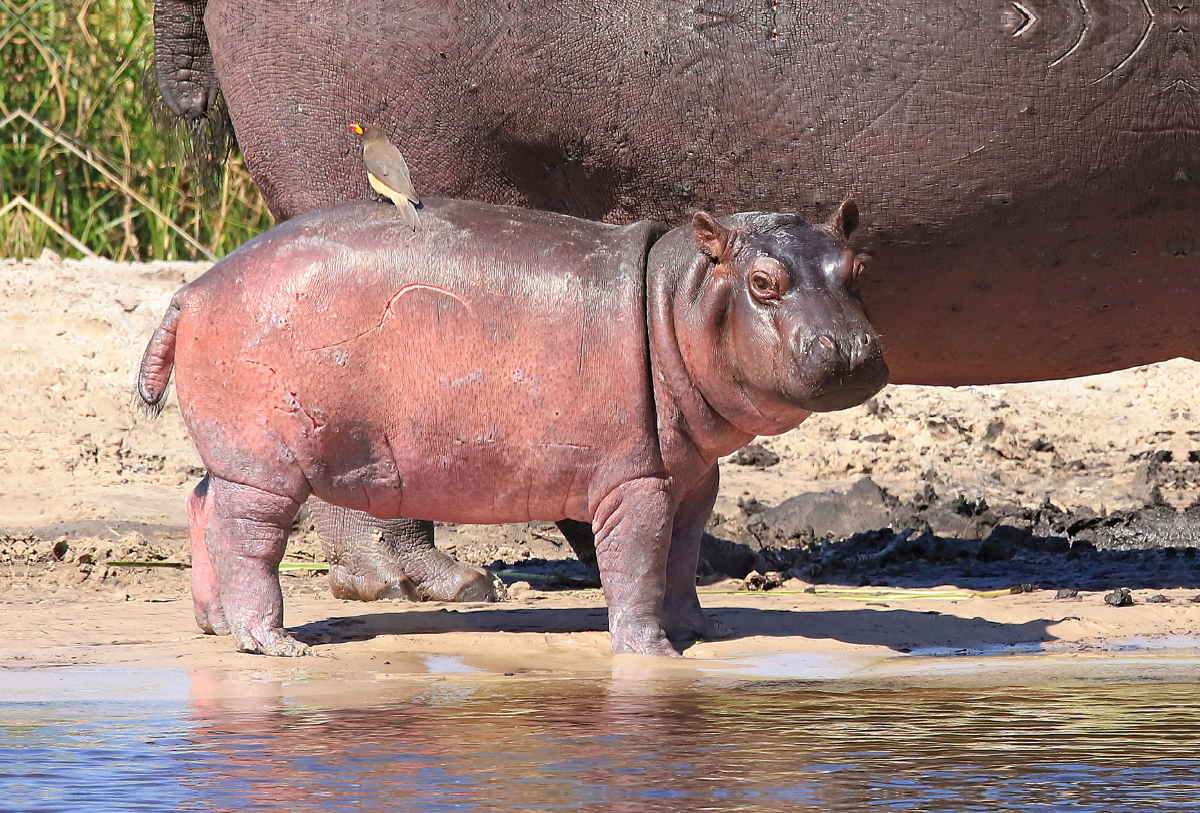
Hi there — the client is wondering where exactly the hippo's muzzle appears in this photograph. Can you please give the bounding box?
[791,326,889,413]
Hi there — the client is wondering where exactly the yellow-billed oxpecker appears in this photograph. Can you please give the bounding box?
[349,122,420,230]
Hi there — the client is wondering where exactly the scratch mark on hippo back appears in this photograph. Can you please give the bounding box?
[1092,0,1156,83]
[308,282,475,353]
[382,283,475,319]
[1049,0,1091,67]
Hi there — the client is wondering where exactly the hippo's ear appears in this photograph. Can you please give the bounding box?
[692,211,732,260]
[825,197,859,240]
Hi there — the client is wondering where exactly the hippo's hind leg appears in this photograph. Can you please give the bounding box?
[661,466,732,645]
[203,475,310,656]
[308,501,496,602]
[187,475,228,636]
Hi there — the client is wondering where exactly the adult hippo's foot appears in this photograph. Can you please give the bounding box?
[191,474,312,656]
[309,505,602,604]
[661,600,733,645]
[308,501,496,603]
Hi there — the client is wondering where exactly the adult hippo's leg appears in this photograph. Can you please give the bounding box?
[308,501,496,603]
[661,466,731,644]
[204,474,311,656]
[553,518,602,583]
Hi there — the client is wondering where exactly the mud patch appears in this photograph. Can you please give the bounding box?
[703,476,1200,594]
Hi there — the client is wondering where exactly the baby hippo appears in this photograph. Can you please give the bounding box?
[138,198,887,656]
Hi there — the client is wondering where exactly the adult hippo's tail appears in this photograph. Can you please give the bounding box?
[153,0,219,121]
[149,0,235,197]
[136,287,191,417]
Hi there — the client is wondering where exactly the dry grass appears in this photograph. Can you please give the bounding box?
[0,0,273,260]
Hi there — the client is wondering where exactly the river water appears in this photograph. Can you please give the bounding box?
[4,661,1200,812]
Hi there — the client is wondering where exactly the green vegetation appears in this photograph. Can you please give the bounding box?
[0,0,272,260]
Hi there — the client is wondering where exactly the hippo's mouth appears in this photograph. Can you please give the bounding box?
[799,384,886,413]
[793,353,889,412]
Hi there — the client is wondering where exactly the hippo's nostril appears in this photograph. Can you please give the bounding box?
[819,335,836,351]
[861,334,872,346]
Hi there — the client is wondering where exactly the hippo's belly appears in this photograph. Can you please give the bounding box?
[863,204,1200,385]
[290,343,657,524]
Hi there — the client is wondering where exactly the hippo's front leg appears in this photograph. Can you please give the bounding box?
[203,475,311,656]
[662,466,732,644]
[593,477,677,656]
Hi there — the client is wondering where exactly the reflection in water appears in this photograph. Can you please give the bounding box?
[4,670,1200,811]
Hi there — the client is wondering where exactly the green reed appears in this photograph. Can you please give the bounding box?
[0,0,273,260]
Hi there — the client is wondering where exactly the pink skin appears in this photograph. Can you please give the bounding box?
[139,198,885,657]
[187,476,226,636]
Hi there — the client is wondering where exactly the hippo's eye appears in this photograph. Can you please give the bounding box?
[749,259,787,302]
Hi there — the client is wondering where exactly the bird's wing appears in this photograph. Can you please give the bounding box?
[364,140,420,204]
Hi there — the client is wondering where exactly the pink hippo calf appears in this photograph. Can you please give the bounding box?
[137,198,886,656]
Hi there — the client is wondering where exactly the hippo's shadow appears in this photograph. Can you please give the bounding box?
[705,607,1062,654]
[290,605,1064,654]
[291,605,610,647]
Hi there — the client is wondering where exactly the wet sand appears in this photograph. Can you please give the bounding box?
[8,579,1200,683]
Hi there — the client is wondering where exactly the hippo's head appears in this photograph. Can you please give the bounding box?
[666,201,888,437]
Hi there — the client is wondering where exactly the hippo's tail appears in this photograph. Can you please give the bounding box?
[135,287,190,417]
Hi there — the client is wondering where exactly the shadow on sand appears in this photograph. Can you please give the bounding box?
[290,604,1063,654]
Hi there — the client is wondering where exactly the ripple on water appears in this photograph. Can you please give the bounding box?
[3,669,1200,811]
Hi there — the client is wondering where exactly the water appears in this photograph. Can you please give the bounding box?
[4,665,1200,812]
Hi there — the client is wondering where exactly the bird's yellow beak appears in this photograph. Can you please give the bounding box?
[349,122,365,135]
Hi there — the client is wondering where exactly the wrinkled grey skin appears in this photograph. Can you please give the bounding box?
[152,0,1199,590]
[309,502,480,601]
[310,499,597,601]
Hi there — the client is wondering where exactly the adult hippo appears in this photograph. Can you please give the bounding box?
[137,199,886,655]
[151,0,1198,588]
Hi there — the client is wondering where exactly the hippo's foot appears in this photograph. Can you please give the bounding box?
[310,501,497,602]
[328,560,422,602]
[199,475,308,657]
[328,553,494,602]
[402,549,495,602]
[231,627,312,657]
[661,600,732,645]
[187,475,230,636]
[193,598,230,637]
[608,613,681,657]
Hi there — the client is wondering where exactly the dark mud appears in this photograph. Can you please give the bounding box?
[701,467,1200,594]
